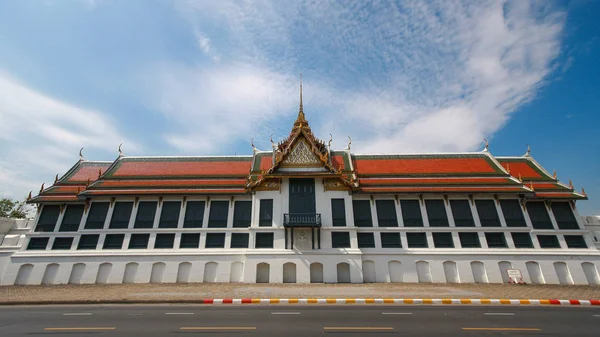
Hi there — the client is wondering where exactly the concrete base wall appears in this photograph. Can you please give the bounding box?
[2,252,599,286]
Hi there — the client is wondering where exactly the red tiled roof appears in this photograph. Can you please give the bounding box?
[81,188,248,195]
[331,155,345,171]
[360,186,529,193]
[259,156,272,171]
[111,160,252,177]
[359,177,514,186]
[499,161,543,179]
[93,179,246,188]
[67,164,110,182]
[354,157,498,176]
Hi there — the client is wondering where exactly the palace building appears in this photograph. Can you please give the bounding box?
[1,90,599,286]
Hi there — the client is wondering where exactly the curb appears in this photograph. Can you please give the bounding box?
[1,298,599,306]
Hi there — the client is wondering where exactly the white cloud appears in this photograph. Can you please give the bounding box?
[0,73,139,199]
[169,0,565,154]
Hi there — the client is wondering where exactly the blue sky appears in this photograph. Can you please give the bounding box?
[0,0,598,215]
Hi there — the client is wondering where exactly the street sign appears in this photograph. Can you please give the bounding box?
[506,269,525,284]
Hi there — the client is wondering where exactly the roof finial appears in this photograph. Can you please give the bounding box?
[569,179,574,189]
[530,181,535,191]
[524,144,531,157]
[54,174,59,183]
[251,138,257,153]
[518,172,522,182]
[505,163,510,174]
[118,143,124,157]
[582,187,586,196]
[553,170,557,179]
[328,133,333,149]
[345,136,352,150]
[270,134,275,150]
[98,168,102,179]
[483,138,489,152]
[79,147,84,161]
[27,191,32,201]
[39,183,44,194]
[86,178,91,188]
[296,74,306,123]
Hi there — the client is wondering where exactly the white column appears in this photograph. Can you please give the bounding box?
[177,199,186,228]
[202,199,210,228]
[127,201,138,229]
[148,233,157,249]
[445,198,456,227]
[395,197,404,227]
[470,199,482,227]
[495,199,508,227]
[420,199,430,227]
[545,202,559,230]
[370,198,378,227]
[152,201,161,229]
[227,199,235,228]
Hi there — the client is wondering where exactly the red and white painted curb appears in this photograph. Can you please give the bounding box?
[196,298,600,305]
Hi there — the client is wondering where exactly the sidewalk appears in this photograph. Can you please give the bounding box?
[1,283,599,304]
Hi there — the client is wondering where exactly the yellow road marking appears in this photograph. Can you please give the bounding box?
[520,299,531,304]
[326,298,336,303]
[44,327,116,331]
[270,299,280,304]
[460,299,472,304]
[403,299,414,304]
[500,299,512,304]
[324,327,394,330]
[462,328,541,331]
[346,298,356,304]
[180,327,256,330]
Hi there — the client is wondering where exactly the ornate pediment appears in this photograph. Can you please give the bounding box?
[280,139,322,167]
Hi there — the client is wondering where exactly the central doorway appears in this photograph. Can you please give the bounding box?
[289,178,316,214]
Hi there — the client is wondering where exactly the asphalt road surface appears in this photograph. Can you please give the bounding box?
[0,304,598,337]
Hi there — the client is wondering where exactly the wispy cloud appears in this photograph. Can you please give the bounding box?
[168,0,565,153]
[0,73,139,198]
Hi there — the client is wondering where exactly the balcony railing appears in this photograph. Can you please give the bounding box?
[284,213,321,227]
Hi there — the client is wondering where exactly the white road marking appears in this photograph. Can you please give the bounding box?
[382,312,413,315]
[128,313,143,316]
[593,315,600,317]
[484,313,515,316]
[62,313,92,316]
[271,312,301,315]
[166,313,194,315]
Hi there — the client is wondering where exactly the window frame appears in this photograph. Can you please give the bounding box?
[103,234,125,249]
[208,201,229,228]
[134,201,158,229]
[406,232,428,248]
[230,233,249,248]
[352,200,373,227]
[183,201,205,228]
[77,234,99,250]
[205,232,226,248]
[255,232,274,249]
[380,232,402,248]
[537,235,561,249]
[51,237,74,250]
[357,232,376,248]
[128,233,150,249]
[485,232,508,248]
[458,232,481,248]
[233,200,252,228]
[59,205,84,232]
[85,202,109,229]
[331,232,351,248]
[27,237,49,250]
[158,201,181,229]
[35,205,60,232]
[109,202,133,229]
[259,199,274,227]
[450,200,475,227]
[425,200,449,227]
[401,200,424,227]
[331,199,346,227]
[499,200,527,227]
[180,233,200,248]
[475,200,501,227]
[154,233,175,249]
[511,232,534,248]
[432,232,454,248]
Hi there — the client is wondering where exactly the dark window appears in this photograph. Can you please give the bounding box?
[35,205,60,232]
[77,234,99,250]
[401,200,423,227]
[485,232,507,248]
[255,232,274,248]
[459,232,481,248]
[205,233,225,248]
[103,234,124,249]
[511,232,534,248]
[180,233,200,248]
[331,232,351,248]
[231,233,249,248]
[259,199,273,227]
[110,202,133,229]
[331,199,346,226]
[500,200,527,227]
[450,200,474,227]
[380,232,402,248]
[352,200,372,227]
[208,201,229,228]
[233,201,252,228]
[357,232,375,248]
[183,201,205,228]
[59,205,84,232]
[476,200,501,227]
[134,201,157,228]
[551,202,580,229]
[128,234,149,249]
[527,202,554,229]
[433,232,454,248]
[537,235,560,248]
[27,237,49,250]
[425,200,449,227]
[376,200,398,227]
[154,233,175,249]
[52,237,73,250]
[564,235,588,249]
[406,232,428,248]
[159,201,181,228]
[85,202,109,229]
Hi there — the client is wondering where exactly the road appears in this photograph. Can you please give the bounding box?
[0,304,598,336]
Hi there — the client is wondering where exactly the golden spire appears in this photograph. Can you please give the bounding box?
[530,181,535,191]
[518,172,522,182]
[553,170,557,179]
[296,74,306,124]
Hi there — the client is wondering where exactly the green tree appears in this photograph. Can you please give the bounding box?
[0,198,30,219]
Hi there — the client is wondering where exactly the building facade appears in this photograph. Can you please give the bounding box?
[1,103,599,285]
